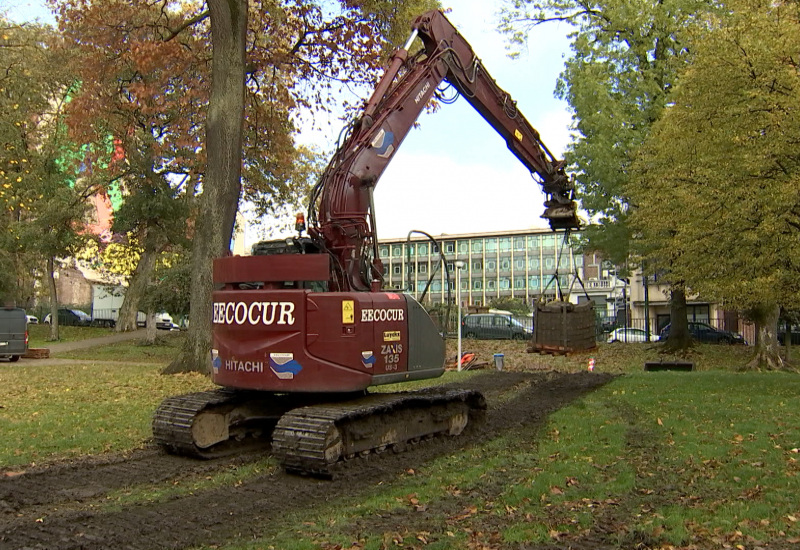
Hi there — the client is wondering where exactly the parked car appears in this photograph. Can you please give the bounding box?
[607,327,656,343]
[0,307,28,362]
[461,313,532,340]
[43,308,93,327]
[26,315,39,324]
[659,322,746,345]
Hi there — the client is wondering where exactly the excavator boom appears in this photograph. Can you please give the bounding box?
[310,9,579,292]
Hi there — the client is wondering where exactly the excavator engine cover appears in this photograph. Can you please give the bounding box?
[211,255,445,393]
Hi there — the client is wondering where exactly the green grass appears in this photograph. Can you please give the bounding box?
[0,361,213,466]
[202,371,800,550]
[27,324,116,347]
[4,336,800,548]
[55,333,185,363]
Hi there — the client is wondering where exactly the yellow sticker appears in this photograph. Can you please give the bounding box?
[514,129,523,141]
[384,331,401,342]
[342,300,354,324]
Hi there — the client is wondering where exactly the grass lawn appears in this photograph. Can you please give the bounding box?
[27,323,116,347]
[3,336,800,548]
[208,369,800,550]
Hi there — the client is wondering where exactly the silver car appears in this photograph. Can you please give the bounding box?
[607,328,655,343]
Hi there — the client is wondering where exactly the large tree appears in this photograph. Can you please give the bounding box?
[629,0,800,370]
[0,18,98,339]
[500,0,715,345]
[54,0,438,372]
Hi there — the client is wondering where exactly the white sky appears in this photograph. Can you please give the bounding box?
[3,0,576,244]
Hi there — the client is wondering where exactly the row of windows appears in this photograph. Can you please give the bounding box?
[390,256,583,275]
[380,234,575,258]
[403,275,571,293]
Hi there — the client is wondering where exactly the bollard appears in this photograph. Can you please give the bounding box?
[493,353,504,371]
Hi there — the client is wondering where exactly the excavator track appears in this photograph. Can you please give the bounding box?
[152,389,285,459]
[272,388,486,477]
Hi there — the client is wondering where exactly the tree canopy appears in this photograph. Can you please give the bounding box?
[629,0,800,368]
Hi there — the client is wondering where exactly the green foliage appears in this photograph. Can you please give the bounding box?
[629,0,800,311]
[499,0,716,263]
[0,19,97,310]
[489,296,530,314]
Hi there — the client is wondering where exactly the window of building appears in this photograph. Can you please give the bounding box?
[459,241,468,254]
[529,276,539,288]
[500,278,510,289]
[515,278,525,289]
[445,241,455,253]
[407,244,415,255]
[446,262,454,272]
[379,246,389,257]
[432,244,439,254]
[431,281,441,292]
[515,259,525,270]
[473,300,481,307]
[560,275,569,287]
[486,260,496,272]
[419,263,427,274]
[392,245,402,256]
[514,237,525,251]
[544,257,554,269]
[528,258,539,269]
[542,235,555,248]
[471,240,483,253]
[527,235,540,249]
[575,256,583,267]
[485,238,497,253]
[559,256,570,268]
[500,259,510,271]
[472,260,482,271]
[418,243,427,255]
[393,265,401,275]
[461,280,468,291]
[499,238,511,252]
[487,280,496,290]
[473,279,482,290]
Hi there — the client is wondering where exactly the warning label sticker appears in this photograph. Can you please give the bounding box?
[342,300,354,324]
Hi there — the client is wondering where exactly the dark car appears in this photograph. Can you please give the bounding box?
[659,322,746,345]
[461,313,532,340]
[43,308,93,327]
[0,307,28,362]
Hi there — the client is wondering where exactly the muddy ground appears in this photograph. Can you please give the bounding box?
[0,371,615,550]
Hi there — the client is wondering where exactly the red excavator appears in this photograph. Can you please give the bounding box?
[153,10,580,476]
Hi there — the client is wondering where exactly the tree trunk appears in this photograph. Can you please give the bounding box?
[117,245,158,332]
[163,0,247,374]
[663,285,691,351]
[746,303,784,371]
[145,310,157,344]
[47,256,59,341]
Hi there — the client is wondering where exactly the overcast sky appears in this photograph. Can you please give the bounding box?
[3,0,575,243]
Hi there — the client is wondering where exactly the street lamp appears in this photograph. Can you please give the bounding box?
[454,260,466,372]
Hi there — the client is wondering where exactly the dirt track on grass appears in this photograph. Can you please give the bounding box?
[0,371,614,550]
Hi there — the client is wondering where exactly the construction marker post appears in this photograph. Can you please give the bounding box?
[588,357,595,372]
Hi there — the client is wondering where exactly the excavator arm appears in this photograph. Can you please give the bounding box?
[308,9,579,293]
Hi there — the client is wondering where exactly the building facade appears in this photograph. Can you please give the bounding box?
[377,228,622,311]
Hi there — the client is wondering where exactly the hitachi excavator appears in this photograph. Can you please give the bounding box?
[153,10,580,476]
